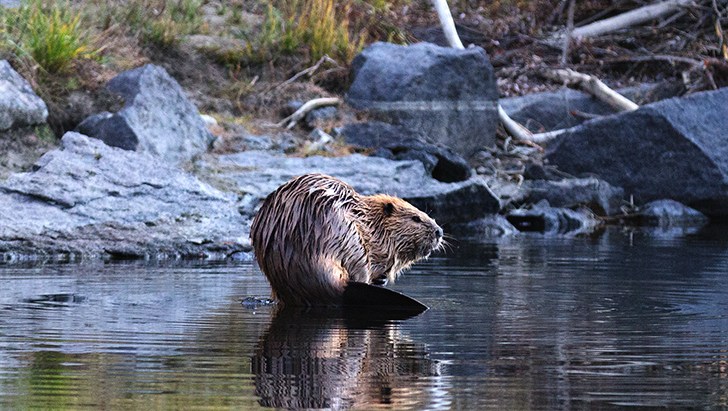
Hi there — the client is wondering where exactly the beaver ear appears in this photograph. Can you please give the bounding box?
[383,202,395,216]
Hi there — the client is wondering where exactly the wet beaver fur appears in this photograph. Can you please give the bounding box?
[250,173,444,306]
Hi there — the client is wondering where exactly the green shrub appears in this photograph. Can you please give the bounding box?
[0,0,95,73]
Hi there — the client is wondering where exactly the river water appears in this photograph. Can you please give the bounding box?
[1,227,728,409]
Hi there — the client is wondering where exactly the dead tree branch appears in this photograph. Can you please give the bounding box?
[569,0,693,40]
[543,68,640,111]
[276,97,341,130]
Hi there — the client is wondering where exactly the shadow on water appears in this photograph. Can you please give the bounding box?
[252,307,441,409]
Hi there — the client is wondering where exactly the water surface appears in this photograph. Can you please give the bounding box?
[2,228,728,409]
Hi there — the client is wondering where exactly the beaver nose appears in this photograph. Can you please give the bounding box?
[435,226,443,239]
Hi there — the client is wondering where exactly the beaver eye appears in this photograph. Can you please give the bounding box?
[411,216,422,223]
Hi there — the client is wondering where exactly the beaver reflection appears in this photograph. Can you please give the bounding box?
[252,308,440,409]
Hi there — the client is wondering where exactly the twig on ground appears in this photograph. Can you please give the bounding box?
[543,68,639,111]
[711,0,728,60]
[272,55,339,92]
[568,0,693,40]
[276,97,341,129]
[604,54,703,67]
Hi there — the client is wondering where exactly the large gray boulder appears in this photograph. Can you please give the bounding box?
[500,88,617,132]
[77,64,214,165]
[500,83,683,133]
[346,42,498,157]
[200,150,500,225]
[338,121,472,182]
[545,88,728,217]
[0,132,248,261]
[0,60,48,131]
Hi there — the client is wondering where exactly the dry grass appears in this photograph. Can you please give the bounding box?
[0,0,97,73]
[252,0,408,66]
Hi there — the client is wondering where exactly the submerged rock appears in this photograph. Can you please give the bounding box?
[77,64,214,165]
[637,199,708,227]
[0,60,48,131]
[346,42,498,157]
[546,88,728,217]
[0,132,249,261]
[450,215,519,239]
[199,150,500,225]
[506,201,600,236]
[523,177,624,216]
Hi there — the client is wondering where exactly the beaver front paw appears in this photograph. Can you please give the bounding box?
[371,274,388,286]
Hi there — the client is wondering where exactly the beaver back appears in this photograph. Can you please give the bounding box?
[250,174,371,306]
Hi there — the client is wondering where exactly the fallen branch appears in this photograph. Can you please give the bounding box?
[498,105,533,142]
[529,126,572,144]
[276,97,341,130]
[543,68,639,111]
[272,55,339,92]
[604,54,702,66]
[431,0,537,143]
[569,0,693,40]
[431,0,465,49]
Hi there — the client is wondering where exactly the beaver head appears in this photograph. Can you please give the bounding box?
[361,195,443,282]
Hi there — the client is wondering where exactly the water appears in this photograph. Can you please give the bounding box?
[2,227,728,409]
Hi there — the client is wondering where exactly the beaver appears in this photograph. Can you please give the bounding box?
[250,173,444,306]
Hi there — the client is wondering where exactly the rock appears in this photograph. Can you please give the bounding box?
[339,121,472,182]
[0,0,20,8]
[303,129,333,154]
[500,82,686,133]
[506,201,601,236]
[0,60,48,131]
[0,132,249,261]
[78,64,214,165]
[346,42,499,157]
[198,150,500,225]
[305,106,338,129]
[523,177,624,216]
[448,215,518,239]
[545,88,728,217]
[243,135,275,151]
[619,81,684,105]
[500,88,616,132]
[637,199,708,227]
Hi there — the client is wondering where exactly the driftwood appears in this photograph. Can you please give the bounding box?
[569,0,693,40]
[543,68,639,111]
[276,97,341,130]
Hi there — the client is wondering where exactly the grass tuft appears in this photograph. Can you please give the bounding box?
[0,0,96,73]
[252,0,377,65]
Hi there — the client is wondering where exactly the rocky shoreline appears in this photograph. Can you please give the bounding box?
[1,42,724,264]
